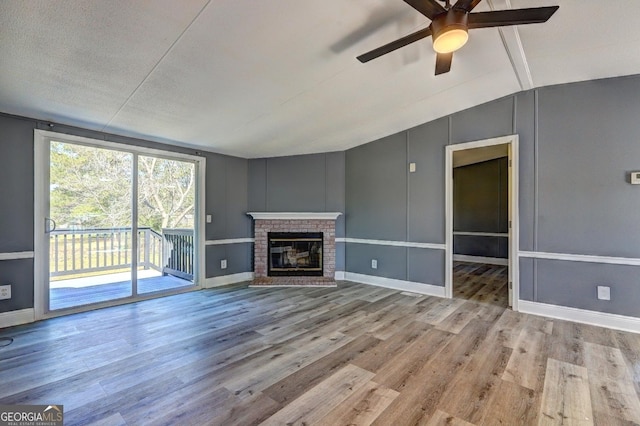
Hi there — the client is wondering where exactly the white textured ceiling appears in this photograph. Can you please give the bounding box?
[1,1,639,158]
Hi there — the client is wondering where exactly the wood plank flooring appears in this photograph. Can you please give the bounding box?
[453,261,509,308]
[1,268,639,425]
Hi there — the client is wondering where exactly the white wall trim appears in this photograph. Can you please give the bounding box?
[344,272,445,297]
[34,130,49,320]
[204,272,254,288]
[453,255,508,266]
[246,212,342,220]
[488,0,534,91]
[519,300,640,334]
[335,271,346,280]
[0,251,35,261]
[195,156,207,291]
[0,308,35,329]
[453,231,508,238]
[519,250,640,266]
[340,238,445,250]
[205,238,254,246]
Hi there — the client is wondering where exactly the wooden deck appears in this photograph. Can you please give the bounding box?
[1,265,639,425]
[50,274,193,311]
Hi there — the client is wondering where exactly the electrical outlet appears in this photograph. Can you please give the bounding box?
[0,285,11,300]
[221,259,227,269]
[206,214,212,223]
[597,286,611,301]
[409,163,417,173]
[371,259,378,269]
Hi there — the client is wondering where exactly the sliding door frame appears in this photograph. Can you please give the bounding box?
[34,130,206,320]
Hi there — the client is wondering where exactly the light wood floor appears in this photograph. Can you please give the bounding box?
[1,275,640,425]
[453,261,509,308]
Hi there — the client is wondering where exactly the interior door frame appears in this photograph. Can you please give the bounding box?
[34,129,206,320]
[444,134,520,310]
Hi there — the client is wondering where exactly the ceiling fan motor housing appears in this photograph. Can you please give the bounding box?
[357,1,558,74]
[431,9,469,53]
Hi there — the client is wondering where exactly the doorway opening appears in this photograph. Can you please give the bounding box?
[35,131,205,318]
[445,135,519,309]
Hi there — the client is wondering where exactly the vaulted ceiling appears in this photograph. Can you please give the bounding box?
[1,1,639,158]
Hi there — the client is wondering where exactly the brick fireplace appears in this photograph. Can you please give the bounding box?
[247,212,341,286]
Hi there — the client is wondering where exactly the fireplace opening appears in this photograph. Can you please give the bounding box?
[268,232,323,277]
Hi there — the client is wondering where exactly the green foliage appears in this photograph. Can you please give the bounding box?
[138,155,195,230]
[50,142,195,232]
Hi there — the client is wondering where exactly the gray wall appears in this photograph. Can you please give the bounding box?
[0,113,251,314]
[345,98,514,287]
[248,152,346,271]
[0,115,36,313]
[453,157,508,258]
[522,76,640,316]
[345,119,448,286]
[205,154,252,278]
[3,73,640,320]
[345,75,640,317]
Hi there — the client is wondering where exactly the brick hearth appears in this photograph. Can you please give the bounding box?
[247,212,341,286]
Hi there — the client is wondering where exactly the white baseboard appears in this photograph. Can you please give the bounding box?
[204,272,254,288]
[0,308,35,329]
[335,271,345,280]
[343,272,445,297]
[453,255,508,266]
[519,300,640,334]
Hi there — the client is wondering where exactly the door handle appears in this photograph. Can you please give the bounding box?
[45,218,57,233]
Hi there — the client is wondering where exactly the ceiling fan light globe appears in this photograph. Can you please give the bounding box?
[433,28,468,53]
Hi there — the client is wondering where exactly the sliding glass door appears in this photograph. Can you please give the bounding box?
[48,142,134,310]
[137,155,195,295]
[36,133,203,315]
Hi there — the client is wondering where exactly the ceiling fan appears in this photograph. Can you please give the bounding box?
[357,0,559,75]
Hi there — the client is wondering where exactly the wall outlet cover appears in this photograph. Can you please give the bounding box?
[631,172,640,184]
[206,214,212,223]
[371,259,378,269]
[221,259,227,269]
[0,285,11,300]
[597,285,611,301]
[409,163,416,173]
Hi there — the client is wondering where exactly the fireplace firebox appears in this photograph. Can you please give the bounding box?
[268,232,323,277]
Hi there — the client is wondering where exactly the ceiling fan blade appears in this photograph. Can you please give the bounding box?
[404,0,447,20]
[468,6,559,29]
[357,27,432,63]
[453,0,483,12]
[435,52,453,75]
